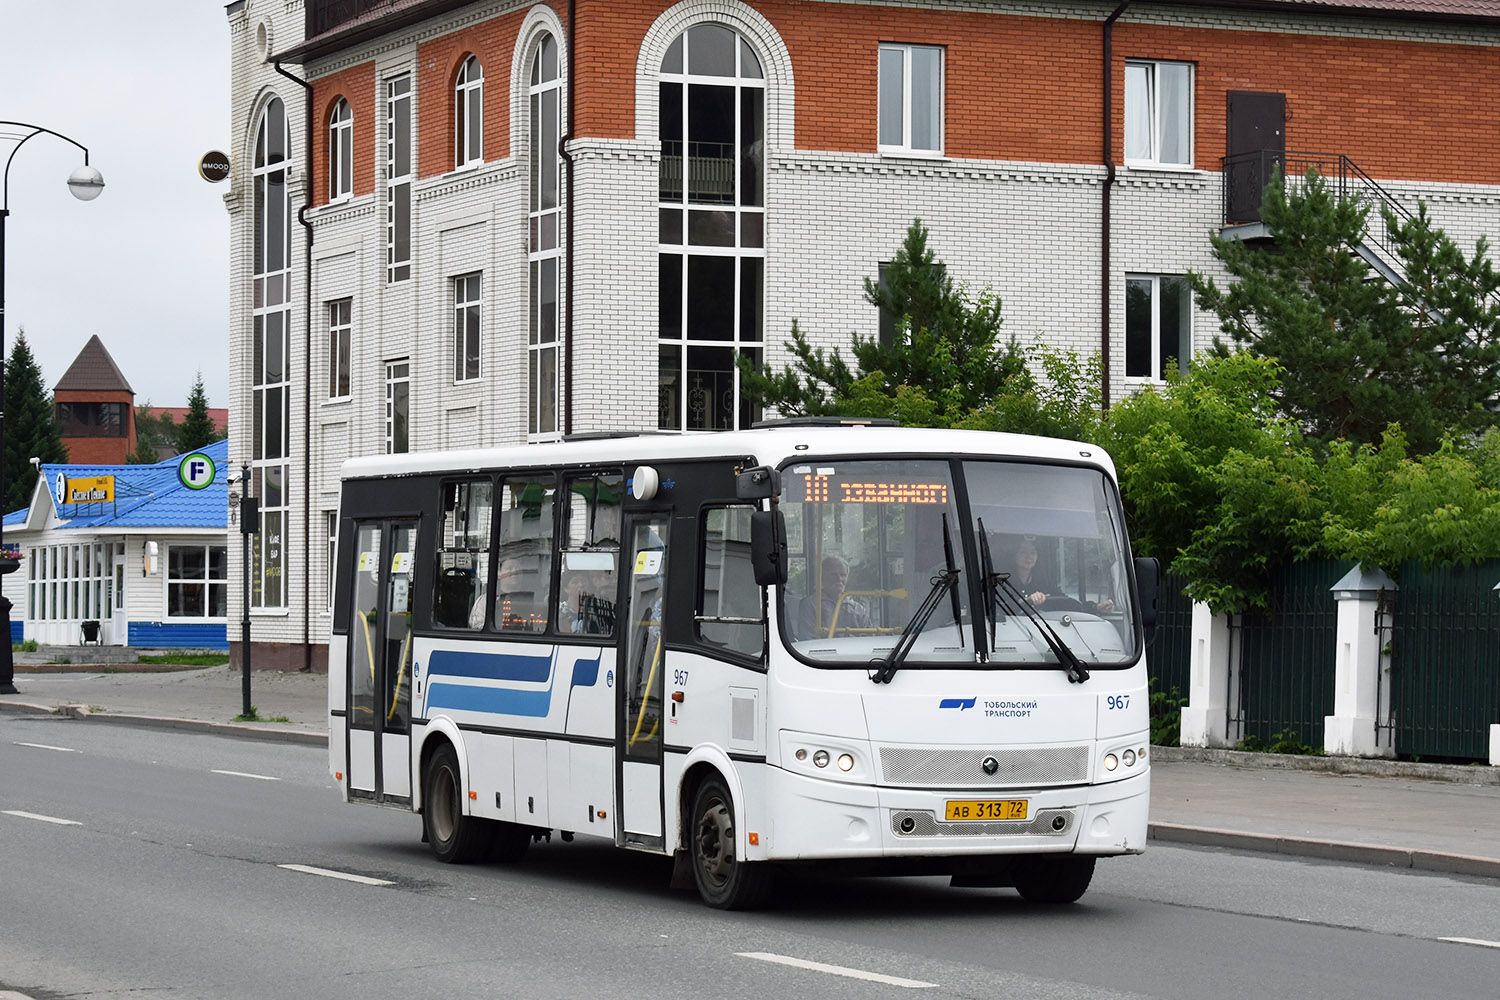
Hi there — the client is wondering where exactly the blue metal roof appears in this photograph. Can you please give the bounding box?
[41,439,229,531]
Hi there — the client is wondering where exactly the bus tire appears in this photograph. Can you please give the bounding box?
[689,775,771,910]
[490,822,531,863]
[1013,855,1095,904]
[423,742,491,864]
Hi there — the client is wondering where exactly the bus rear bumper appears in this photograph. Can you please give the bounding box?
[763,767,1149,861]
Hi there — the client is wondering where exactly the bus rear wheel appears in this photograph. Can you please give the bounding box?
[689,775,771,910]
[423,742,492,864]
[1013,855,1095,904]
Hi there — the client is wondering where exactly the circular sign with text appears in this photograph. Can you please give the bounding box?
[178,452,217,490]
[198,150,231,182]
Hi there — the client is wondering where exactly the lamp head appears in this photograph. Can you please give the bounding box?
[67,164,105,202]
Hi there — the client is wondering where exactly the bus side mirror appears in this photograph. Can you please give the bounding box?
[750,510,787,587]
[1134,556,1160,633]
[736,465,779,501]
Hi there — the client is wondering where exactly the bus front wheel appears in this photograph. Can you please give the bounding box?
[423,742,492,864]
[1013,855,1096,904]
[689,775,771,909]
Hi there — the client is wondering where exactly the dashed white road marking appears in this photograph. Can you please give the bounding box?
[212,769,279,781]
[3,810,82,826]
[1439,937,1500,950]
[737,952,937,989]
[14,742,79,753]
[278,864,393,886]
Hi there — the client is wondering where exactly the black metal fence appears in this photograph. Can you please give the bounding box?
[1388,559,1500,760]
[1232,559,1352,748]
[1146,571,1193,701]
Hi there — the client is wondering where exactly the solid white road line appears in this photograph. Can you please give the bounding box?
[1439,937,1500,950]
[3,810,82,826]
[211,769,279,781]
[13,742,78,752]
[736,952,937,989]
[278,864,394,886]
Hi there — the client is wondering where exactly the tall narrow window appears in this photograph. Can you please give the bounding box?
[328,97,352,201]
[453,272,482,382]
[1125,274,1191,380]
[455,54,484,168]
[326,510,338,610]
[386,74,412,282]
[252,97,291,609]
[878,43,943,156]
[1125,61,1193,167]
[386,360,411,453]
[529,35,561,440]
[328,299,351,399]
[658,24,765,432]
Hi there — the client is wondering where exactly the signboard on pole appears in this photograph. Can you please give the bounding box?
[178,452,217,490]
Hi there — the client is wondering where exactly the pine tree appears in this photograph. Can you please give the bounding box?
[177,372,220,452]
[736,219,1029,426]
[4,330,67,511]
[1190,169,1500,452]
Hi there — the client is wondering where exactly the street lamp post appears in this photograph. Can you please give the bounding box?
[0,122,104,695]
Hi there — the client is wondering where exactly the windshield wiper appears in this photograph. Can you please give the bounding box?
[994,575,1091,684]
[870,515,961,685]
[977,518,1001,654]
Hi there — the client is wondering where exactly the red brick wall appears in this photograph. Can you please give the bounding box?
[56,390,135,466]
[310,2,1500,193]
[312,62,376,204]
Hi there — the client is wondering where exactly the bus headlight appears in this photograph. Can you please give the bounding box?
[780,732,872,783]
[837,753,854,772]
[813,750,830,768]
[1104,753,1119,771]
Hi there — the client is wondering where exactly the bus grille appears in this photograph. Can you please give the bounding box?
[878,745,1089,787]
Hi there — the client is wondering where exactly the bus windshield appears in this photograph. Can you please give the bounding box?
[779,458,1139,669]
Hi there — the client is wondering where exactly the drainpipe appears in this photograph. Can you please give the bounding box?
[274,58,315,673]
[1101,1,1129,410]
[561,0,576,437]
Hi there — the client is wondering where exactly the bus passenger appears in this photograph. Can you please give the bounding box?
[797,554,872,639]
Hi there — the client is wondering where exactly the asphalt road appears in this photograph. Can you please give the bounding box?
[4,716,1500,1000]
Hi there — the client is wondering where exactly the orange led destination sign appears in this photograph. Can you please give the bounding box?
[798,474,948,505]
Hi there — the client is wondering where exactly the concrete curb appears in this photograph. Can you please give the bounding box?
[1152,744,1500,787]
[0,698,326,747]
[1149,821,1500,880]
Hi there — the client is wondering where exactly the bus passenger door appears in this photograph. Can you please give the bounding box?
[618,513,668,848]
[347,519,417,804]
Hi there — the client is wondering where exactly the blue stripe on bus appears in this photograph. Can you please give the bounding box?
[428,648,553,682]
[427,682,554,717]
[571,653,600,688]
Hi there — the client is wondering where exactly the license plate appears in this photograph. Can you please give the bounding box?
[945,799,1028,821]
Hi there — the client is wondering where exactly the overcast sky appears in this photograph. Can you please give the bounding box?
[1,0,230,410]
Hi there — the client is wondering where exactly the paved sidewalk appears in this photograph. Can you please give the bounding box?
[3,664,1499,879]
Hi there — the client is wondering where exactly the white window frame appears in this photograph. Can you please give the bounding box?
[386,359,411,454]
[455,54,484,169]
[529,33,563,441]
[328,298,352,400]
[252,97,292,611]
[878,43,944,157]
[1124,60,1194,168]
[165,544,229,620]
[328,97,352,202]
[1125,273,1192,381]
[453,272,482,383]
[386,74,412,282]
[325,510,338,612]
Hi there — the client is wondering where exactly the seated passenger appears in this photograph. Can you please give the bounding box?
[797,554,872,638]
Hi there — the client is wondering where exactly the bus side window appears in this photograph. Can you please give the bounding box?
[433,479,493,630]
[496,475,556,632]
[557,472,623,637]
[698,506,764,661]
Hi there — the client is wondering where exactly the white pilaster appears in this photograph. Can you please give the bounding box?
[1324,563,1396,758]
[1180,601,1236,747]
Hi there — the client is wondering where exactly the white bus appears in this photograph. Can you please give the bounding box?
[330,421,1158,908]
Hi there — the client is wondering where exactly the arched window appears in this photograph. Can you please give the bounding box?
[251,97,291,608]
[456,54,484,168]
[328,97,352,200]
[528,34,561,440]
[657,24,764,431]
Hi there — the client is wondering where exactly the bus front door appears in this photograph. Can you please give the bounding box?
[347,519,417,804]
[618,513,668,848]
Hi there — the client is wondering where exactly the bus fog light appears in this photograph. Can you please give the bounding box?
[813,750,830,768]
[1123,749,1136,767]
[837,753,854,772]
[1104,753,1118,771]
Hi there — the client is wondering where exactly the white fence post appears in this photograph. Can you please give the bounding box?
[1324,563,1396,758]
[1181,601,1236,747]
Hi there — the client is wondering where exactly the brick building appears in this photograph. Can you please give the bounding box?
[224,0,1500,668]
[54,334,137,466]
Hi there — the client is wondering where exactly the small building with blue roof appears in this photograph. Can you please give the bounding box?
[2,439,230,648]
